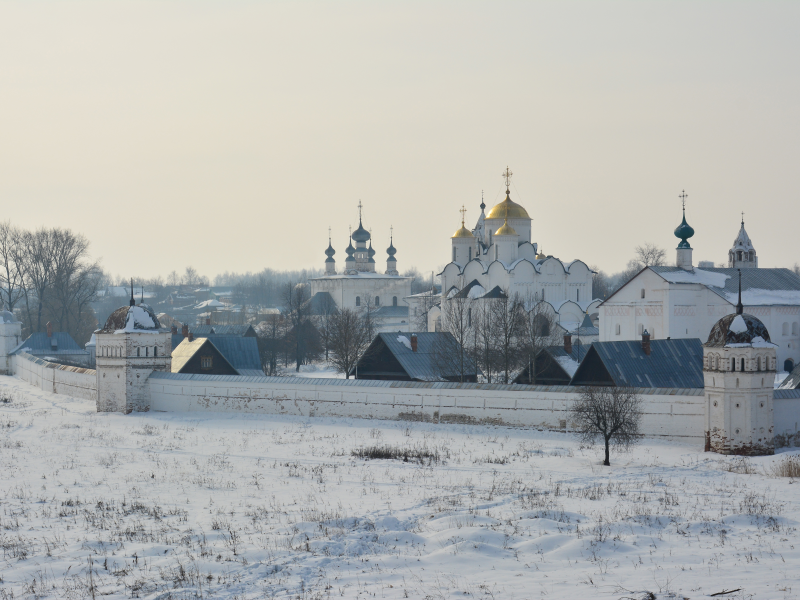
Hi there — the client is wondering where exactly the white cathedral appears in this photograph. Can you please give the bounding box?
[310,205,414,332]
[434,168,599,334]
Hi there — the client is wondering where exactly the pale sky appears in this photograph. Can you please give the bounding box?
[1,1,798,282]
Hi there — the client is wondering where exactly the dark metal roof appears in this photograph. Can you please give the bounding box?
[11,332,89,356]
[778,364,800,390]
[15,352,95,374]
[148,370,703,395]
[481,286,508,299]
[452,280,484,299]
[354,332,478,381]
[651,266,800,299]
[190,324,255,337]
[705,313,771,347]
[206,336,262,373]
[308,292,338,315]
[774,389,800,399]
[171,338,237,373]
[545,344,591,366]
[572,338,704,388]
[374,305,409,318]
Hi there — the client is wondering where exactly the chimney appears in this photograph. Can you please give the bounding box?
[563,334,572,354]
[188,332,194,342]
[410,334,418,352]
[182,323,189,338]
[642,330,651,356]
[46,321,53,338]
[170,324,178,335]
[206,317,211,326]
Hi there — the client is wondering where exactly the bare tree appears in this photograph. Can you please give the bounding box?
[0,221,24,311]
[255,314,287,376]
[490,291,525,384]
[15,228,57,333]
[358,293,383,342]
[434,284,472,382]
[569,386,643,466]
[634,243,667,268]
[590,266,610,300]
[518,295,562,384]
[412,291,439,332]
[282,282,312,372]
[327,308,371,379]
[472,297,497,383]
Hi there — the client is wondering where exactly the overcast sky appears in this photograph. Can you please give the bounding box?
[1,1,798,282]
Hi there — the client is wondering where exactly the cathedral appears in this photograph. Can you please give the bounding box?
[434,168,599,333]
[310,204,413,332]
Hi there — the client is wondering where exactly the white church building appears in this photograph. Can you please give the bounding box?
[434,168,600,332]
[309,205,414,332]
[600,204,800,372]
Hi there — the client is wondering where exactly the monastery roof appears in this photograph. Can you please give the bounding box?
[100,304,164,333]
[705,313,774,348]
[11,332,89,357]
[778,363,800,390]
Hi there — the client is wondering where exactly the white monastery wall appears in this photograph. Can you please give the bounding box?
[12,353,97,402]
[147,374,705,443]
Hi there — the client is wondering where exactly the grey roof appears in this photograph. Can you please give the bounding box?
[354,332,478,381]
[452,280,483,299]
[148,370,703,395]
[481,286,508,299]
[650,266,800,302]
[308,292,338,315]
[374,305,409,318]
[171,338,237,373]
[545,344,591,365]
[191,324,255,337]
[11,332,89,356]
[778,363,800,390]
[572,338,704,388]
[206,336,262,373]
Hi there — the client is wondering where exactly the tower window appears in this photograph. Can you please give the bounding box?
[468,248,472,260]
[741,358,745,371]
[453,247,456,262]
[154,347,157,357]
[468,307,472,327]
[201,356,212,369]
[137,347,140,357]
[732,357,736,371]
[392,296,397,307]
[641,289,645,299]
[615,324,620,335]
[356,296,361,307]
[375,296,380,306]
[576,289,580,302]
[145,347,149,357]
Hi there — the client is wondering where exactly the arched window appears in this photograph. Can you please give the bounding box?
[375,296,380,306]
[732,357,736,371]
[468,307,472,327]
[137,347,140,357]
[783,322,790,336]
[785,359,795,373]
[392,296,397,307]
[576,289,580,302]
[355,296,361,307]
[468,248,472,260]
[741,358,745,372]
[793,323,799,336]
[154,347,157,357]
[453,247,456,262]
[641,289,645,299]
[145,347,149,357]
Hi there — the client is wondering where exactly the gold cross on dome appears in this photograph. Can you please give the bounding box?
[502,167,513,188]
[679,189,688,210]
[459,205,467,226]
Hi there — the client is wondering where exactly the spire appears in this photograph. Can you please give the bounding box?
[736,269,743,315]
[480,190,485,211]
[129,279,135,307]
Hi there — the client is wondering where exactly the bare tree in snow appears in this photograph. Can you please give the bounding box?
[328,308,372,379]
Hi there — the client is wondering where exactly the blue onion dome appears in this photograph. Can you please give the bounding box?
[674,209,695,249]
[352,219,371,243]
[387,238,397,257]
[346,238,355,256]
[368,240,376,258]
[325,242,335,258]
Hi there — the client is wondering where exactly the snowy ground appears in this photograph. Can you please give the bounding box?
[1,376,799,599]
[276,362,347,379]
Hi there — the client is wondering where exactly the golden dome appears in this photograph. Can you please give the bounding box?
[495,221,518,236]
[486,194,530,220]
[452,226,474,239]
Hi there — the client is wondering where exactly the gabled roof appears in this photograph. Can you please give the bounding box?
[570,338,704,388]
[206,336,262,374]
[308,292,338,315]
[353,332,478,381]
[11,332,89,356]
[480,286,508,299]
[171,338,237,374]
[190,324,256,337]
[452,279,484,299]
[779,363,800,390]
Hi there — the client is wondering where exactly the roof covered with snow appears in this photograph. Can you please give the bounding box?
[650,267,800,306]
[11,332,89,357]
[705,312,773,347]
[100,304,165,333]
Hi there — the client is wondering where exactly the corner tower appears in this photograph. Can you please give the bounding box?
[702,272,776,455]
[95,284,172,413]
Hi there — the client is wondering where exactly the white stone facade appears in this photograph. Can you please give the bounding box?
[0,312,22,376]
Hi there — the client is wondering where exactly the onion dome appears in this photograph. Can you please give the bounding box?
[705,313,772,347]
[495,218,518,236]
[100,304,163,333]
[452,226,474,238]
[345,238,355,257]
[387,237,397,257]
[367,240,376,263]
[486,189,530,220]
[352,219,371,243]
[325,239,335,263]
[674,206,695,249]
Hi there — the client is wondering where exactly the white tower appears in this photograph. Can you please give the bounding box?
[0,310,22,375]
[702,272,776,455]
[95,287,172,413]
[674,191,694,270]
[728,214,758,269]
[451,206,475,265]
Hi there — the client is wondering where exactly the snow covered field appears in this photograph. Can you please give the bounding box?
[0,375,799,599]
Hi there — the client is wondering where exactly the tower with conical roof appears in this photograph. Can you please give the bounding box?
[728,214,758,269]
[674,190,695,270]
[324,228,336,275]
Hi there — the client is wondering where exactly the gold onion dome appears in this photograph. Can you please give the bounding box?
[495,220,517,236]
[452,226,474,239]
[486,192,530,220]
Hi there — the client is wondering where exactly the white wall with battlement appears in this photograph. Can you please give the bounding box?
[12,353,97,402]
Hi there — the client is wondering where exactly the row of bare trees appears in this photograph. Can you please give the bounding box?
[0,222,103,344]
[436,285,566,384]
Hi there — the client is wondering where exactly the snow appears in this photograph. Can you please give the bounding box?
[555,355,580,376]
[727,289,800,306]
[467,284,485,299]
[194,299,225,309]
[447,287,459,299]
[276,363,347,379]
[114,306,157,334]
[658,268,730,288]
[2,375,800,599]
[396,335,411,350]
[729,314,748,334]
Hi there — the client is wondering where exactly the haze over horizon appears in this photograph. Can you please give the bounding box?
[1,1,798,281]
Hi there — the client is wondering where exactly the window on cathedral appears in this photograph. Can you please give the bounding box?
[756,356,761,371]
[201,356,212,369]
[737,251,743,261]
[641,289,645,299]
[468,248,472,260]
[154,347,157,357]
[375,296,380,306]
[137,347,140,357]
[732,358,736,371]
[392,296,397,307]
[615,324,620,335]
[145,347,149,357]
[741,358,745,371]
[576,289,580,302]
[468,307,472,327]
[453,247,456,262]
[356,296,361,307]
[783,322,790,336]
